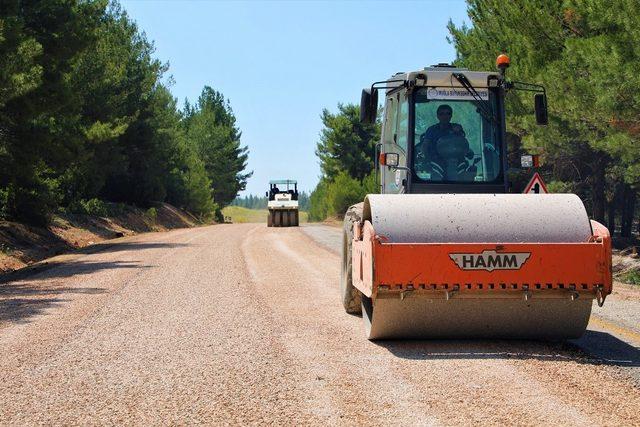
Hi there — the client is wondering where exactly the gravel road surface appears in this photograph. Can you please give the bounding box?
[1,223,639,425]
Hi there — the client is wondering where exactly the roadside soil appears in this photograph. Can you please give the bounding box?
[0,223,638,425]
[0,203,200,275]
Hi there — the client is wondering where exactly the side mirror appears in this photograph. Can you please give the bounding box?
[360,88,378,124]
[265,191,269,198]
[534,93,548,125]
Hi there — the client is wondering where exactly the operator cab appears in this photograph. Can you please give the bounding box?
[266,179,298,201]
[361,58,547,195]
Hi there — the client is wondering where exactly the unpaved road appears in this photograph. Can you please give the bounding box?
[1,223,639,425]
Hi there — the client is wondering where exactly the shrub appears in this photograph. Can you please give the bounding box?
[145,207,158,224]
[308,179,330,221]
[309,172,376,221]
[69,198,110,217]
[6,180,61,226]
[326,172,367,217]
[620,270,640,285]
[546,180,576,193]
[0,188,8,220]
[214,208,224,223]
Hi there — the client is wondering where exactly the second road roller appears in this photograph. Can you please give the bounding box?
[342,55,612,340]
[267,179,299,227]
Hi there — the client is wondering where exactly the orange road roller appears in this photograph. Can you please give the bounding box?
[341,57,612,339]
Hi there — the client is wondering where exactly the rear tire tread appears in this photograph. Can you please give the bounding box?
[341,202,364,314]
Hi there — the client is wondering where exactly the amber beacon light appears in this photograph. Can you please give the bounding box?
[496,53,510,70]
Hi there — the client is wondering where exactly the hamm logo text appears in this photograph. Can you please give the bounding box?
[449,250,531,272]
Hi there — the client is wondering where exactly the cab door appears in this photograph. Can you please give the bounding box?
[380,92,409,194]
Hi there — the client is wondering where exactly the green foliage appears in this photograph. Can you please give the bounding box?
[0,188,8,219]
[620,270,640,286]
[68,198,126,217]
[309,173,376,221]
[448,0,640,232]
[145,207,158,224]
[231,194,268,210]
[0,0,105,224]
[214,208,225,224]
[5,179,60,226]
[546,180,577,194]
[325,172,369,217]
[309,103,381,221]
[166,141,217,219]
[69,198,109,217]
[0,1,247,224]
[183,87,252,208]
[231,191,310,211]
[309,179,330,221]
[298,191,310,211]
[316,104,380,181]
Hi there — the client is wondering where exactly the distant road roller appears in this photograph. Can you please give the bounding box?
[342,56,612,340]
[267,179,299,227]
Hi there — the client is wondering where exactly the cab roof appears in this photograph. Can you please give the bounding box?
[269,179,297,185]
[384,64,499,93]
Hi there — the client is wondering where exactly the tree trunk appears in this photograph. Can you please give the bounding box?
[607,190,617,234]
[591,159,606,223]
[607,183,623,235]
[621,185,636,237]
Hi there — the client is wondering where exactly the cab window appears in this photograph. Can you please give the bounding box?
[383,97,397,145]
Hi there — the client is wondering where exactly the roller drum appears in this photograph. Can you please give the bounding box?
[363,194,592,243]
[360,194,596,340]
[363,295,592,340]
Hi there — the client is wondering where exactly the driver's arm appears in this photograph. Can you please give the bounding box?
[452,124,465,136]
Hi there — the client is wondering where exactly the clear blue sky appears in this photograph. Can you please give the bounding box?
[119,0,470,196]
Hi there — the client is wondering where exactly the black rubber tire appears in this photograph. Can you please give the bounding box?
[294,210,299,226]
[282,210,290,227]
[341,202,364,314]
[267,211,273,227]
[274,211,282,227]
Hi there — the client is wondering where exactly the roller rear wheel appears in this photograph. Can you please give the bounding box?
[341,203,363,314]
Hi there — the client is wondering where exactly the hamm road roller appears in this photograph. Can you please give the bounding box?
[267,179,299,227]
[342,55,612,339]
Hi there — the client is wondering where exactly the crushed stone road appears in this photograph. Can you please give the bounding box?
[0,223,639,425]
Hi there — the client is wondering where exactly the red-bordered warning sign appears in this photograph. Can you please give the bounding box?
[523,172,548,194]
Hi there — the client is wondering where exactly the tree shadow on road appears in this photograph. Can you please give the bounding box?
[0,297,67,324]
[1,259,154,284]
[0,284,108,324]
[29,260,150,280]
[375,330,640,368]
[76,241,191,255]
[0,258,156,325]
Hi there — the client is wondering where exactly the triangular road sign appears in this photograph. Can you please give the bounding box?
[523,172,548,194]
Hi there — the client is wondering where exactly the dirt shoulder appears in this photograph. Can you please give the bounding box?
[0,203,204,276]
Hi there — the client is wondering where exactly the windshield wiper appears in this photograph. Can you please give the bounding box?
[452,73,496,124]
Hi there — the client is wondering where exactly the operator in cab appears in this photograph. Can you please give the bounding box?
[415,104,477,181]
[421,104,465,152]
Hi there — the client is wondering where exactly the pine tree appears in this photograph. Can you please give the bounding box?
[448,0,640,231]
[183,87,252,209]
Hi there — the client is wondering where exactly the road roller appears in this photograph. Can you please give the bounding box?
[341,56,612,340]
[266,179,299,227]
